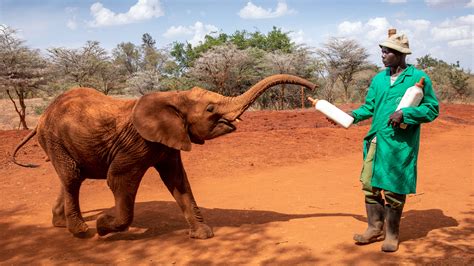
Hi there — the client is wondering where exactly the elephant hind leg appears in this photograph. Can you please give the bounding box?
[52,187,66,227]
[48,146,88,235]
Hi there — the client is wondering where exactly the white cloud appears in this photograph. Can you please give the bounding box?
[432,25,471,41]
[366,17,391,41]
[432,14,474,47]
[448,38,474,47]
[238,1,296,19]
[467,0,474,7]
[382,0,407,3]
[425,0,469,7]
[88,0,164,27]
[337,21,363,35]
[288,29,307,45]
[163,25,193,38]
[337,17,390,41]
[67,19,78,30]
[401,19,431,32]
[457,14,474,24]
[163,21,219,46]
[65,7,78,30]
[334,17,393,67]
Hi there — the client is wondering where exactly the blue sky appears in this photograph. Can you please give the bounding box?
[1,0,473,69]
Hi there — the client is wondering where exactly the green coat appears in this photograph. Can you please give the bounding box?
[352,65,439,194]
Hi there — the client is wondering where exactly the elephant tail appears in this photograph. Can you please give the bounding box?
[11,127,39,168]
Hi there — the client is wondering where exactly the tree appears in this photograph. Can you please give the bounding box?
[89,61,125,95]
[187,43,261,97]
[126,70,163,95]
[448,66,470,99]
[48,41,109,87]
[317,37,369,102]
[263,47,318,109]
[0,25,49,129]
[416,54,472,101]
[141,33,156,48]
[264,26,293,53]
[140,33,168,72]
[112,42,140,75]
[170,27,297,76]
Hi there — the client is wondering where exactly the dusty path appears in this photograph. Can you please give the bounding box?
[0,104,473,264]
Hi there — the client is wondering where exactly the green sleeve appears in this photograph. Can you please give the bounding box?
[402,75,439,125]
[352,82,376,124]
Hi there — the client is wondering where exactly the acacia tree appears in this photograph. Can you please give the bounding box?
[187,43,261,96]
[171,27,295,76]
[417,54,471,101]
[0,25,49,129]
[90,61,125,95]
[119,33,179,95]
[112,42,140,75]
[263,47,318,109]
[126,70,162,95]
[318,37,369,102]
[48,41,109,87]
[141,33,168,72]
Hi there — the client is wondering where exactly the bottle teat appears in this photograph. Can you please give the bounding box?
[416,77,425,88]
[307,97,319,106]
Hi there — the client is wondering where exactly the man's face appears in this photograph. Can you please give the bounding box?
[381,46,402,67]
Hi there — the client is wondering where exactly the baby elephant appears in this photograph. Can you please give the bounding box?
[12,74,317,238]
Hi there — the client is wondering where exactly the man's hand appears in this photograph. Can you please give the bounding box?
[388,110,404,127]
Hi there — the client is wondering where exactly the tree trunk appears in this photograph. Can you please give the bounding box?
[7,88,29,130]
[343,83,350,102]
[280,84,286,110]
[300,86,305,109]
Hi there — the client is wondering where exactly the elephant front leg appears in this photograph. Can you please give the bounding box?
[96,167,145,236]
[155,155,213,239]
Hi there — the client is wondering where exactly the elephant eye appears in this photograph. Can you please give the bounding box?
[206,104,214,113]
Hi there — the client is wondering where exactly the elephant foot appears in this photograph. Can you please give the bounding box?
[96,214,130,236]
[189,223,214,239]
[52,214,67,228]
[67,219,89,236]
[73,229,96,239]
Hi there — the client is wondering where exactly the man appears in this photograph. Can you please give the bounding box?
[349,29,439,252]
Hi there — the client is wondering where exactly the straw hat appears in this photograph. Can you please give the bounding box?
[379,30,412,55]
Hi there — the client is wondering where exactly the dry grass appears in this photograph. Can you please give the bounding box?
[0,98,50,130]
[0,94,138,130]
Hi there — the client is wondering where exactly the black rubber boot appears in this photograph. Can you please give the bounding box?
[354,203,385,244]
[381,205,403,252]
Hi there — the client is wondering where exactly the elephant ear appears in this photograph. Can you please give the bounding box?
[132,92,192,151]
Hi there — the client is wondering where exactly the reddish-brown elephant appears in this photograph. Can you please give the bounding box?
[12,74,317,238]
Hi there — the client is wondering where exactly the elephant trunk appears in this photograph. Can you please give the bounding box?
[220,74,317,120]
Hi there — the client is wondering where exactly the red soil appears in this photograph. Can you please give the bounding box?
[0,104,473,264]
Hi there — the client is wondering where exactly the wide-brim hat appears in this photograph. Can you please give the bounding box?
[379,33,412,54]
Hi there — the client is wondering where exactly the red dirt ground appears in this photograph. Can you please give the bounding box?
[0,104,473,264]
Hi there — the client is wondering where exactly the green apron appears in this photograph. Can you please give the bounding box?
[351,65,439,194]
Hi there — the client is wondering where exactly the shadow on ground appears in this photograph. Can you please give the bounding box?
[82,201,365,241]
[345,206,472,265]
[0,201,468,264]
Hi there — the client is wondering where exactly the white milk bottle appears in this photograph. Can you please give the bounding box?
[396,77,425,129]
[308,97,354,129]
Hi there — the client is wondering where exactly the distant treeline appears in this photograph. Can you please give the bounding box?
[1,25,472,129]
